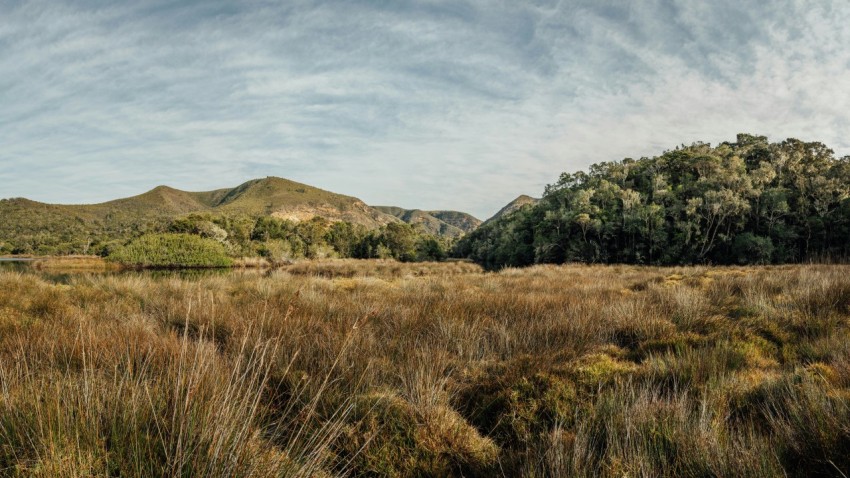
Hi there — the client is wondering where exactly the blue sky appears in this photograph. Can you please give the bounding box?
[1,0,849,219]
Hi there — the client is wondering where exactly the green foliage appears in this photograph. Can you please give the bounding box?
[415,235,448,261]
[732,233,775,264]
[376,222,418,261]
[168,214,228,242]
[0,198,451,264]
[374,207,482,238]
[457,134,850,268]
[109,233,233,268]
[248,216,449,262]
[350,222,451,262]
[0,177,457,262]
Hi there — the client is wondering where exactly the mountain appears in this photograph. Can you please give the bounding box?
[429,210,482,233]
[211,177,397,228]
[0,188,213,251]
[0,177,490,256]
[0,177,411,255]
[484,195,539,225]
[373,207,481,238]
[1,177,400,229]
[0,186,219,225]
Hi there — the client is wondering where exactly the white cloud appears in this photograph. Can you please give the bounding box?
[1,0,849,219]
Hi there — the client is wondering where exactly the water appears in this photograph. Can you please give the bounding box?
[0,258,35,273]
[0,259,266,283]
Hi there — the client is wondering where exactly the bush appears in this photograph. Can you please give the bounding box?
[733,233,775,264]
[109,233,233,268]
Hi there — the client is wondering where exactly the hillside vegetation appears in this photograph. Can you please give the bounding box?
[457,135,850,268]
[2,263,850,476]
[0,177,460,264]
[373,207,481,238]
[482,194,539,225]
[212,178,395,227]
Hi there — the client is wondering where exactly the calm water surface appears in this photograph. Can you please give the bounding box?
[0,259,265,283]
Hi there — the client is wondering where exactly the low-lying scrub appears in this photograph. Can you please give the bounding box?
[1,262,850,476]
[108,233,233,268]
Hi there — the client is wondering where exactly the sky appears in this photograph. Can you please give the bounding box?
[1,0,849,220]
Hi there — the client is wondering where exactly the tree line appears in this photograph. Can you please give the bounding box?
[0,210,451,263]
[159,214,451,262]
[455,134,850,268]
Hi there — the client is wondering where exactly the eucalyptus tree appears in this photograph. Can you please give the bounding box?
[455,134,850,267]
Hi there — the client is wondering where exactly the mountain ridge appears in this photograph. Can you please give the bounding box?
[1,176,405,227]
[372,206,481,238]
[483,195,539,225]
[1,177,488,256]
[1,177,533,257]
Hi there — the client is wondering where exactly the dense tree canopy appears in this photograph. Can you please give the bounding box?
[456,135,850,268]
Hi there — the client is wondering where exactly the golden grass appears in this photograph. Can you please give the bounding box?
[29,255,120,272]
[1,262,849,476]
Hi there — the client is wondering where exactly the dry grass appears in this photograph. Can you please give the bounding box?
[29,255,120,272]
[1,262,850,477]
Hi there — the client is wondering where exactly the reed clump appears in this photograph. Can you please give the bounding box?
[1,262,850,477]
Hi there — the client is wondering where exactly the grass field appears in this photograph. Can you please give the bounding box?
[1,261,849,477]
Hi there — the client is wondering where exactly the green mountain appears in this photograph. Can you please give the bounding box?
[3,177,399,226]
[483,195,539,225]
[0,177,490,256]
[0,177,405,254]
[211,177,398,227]
[429,210,482,233]
[373,206,481,238]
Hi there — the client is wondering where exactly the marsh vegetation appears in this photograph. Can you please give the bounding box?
[2,261,849,476]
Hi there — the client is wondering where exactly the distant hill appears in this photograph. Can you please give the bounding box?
[0,185,224,226]
[373,207,481,238]
[0,177,398,229]
[211,177,398,228]
[429,210,482,233]
[0,186,222,253]
[0,177,410,254]
[484,195,539,225]
[0,177,489,255]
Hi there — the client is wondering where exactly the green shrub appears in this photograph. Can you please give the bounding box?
[109,233,233,268]
[733,233,775,265]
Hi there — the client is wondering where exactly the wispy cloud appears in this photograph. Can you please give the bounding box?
[1,0,849,219]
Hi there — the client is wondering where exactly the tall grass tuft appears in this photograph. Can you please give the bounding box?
[1,262,850,476]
